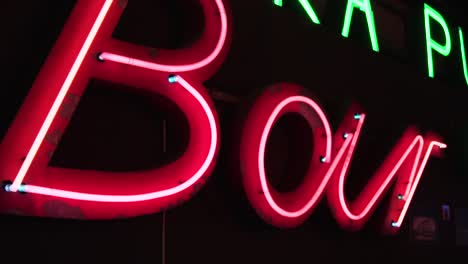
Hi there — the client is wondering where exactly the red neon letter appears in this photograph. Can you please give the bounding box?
[240,83,359,228]
[326,115,446,234]
[240,84,446,232]
[0,0,231,219]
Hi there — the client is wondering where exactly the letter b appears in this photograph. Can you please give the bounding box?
[0,0,232,219]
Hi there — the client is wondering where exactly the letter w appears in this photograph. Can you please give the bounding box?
[326,114,446,234]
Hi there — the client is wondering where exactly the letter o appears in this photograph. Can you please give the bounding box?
[240,83,334,228]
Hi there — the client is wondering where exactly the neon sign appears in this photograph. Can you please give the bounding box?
[273,0,380,52]
[0,0,447,235]
[240,84,446,233]
[424,3,452,79]
[0,0,231,218]
[459,28,468,86]
[274,0,321,24]
[274,1,468,88]
[341,0,380,52]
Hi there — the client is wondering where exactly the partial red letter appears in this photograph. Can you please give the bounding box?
[0,0,231,219]
[326,114,446,234]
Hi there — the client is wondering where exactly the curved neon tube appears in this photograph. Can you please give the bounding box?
[393,141,447,227]
[10,0,115,192]
[258,96,335,218]
[336,114,447,222]
[338,134,423,220]
[99,0,228,73]
[22,76,218,202]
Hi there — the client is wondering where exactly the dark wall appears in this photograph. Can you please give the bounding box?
[1,0,467,263]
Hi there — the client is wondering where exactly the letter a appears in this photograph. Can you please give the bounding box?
[341,0,380,52]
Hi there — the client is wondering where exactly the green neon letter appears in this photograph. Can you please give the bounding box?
[459,28,468,86]
[273,0,321,24]
[341,0,380,52]
[274,0,283,5]
[424,3,452,78]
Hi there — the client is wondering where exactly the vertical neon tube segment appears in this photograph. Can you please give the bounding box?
[424,3,452,78]
[273,0,321,24]
[100,0,228,73]
[258,96,335,218]
[341,0,380,52]
[23,76,218,202]
[9,0,115,192]
[459,27,468,86]
[394,141,447,227]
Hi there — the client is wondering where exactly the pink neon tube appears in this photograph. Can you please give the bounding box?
[10,0,115,192]
[23,76,218,202]
[338,133,423,221]
[99,0,228,73]
[393,141,447,227]
[335,114,447,223]
[257,96,336,218]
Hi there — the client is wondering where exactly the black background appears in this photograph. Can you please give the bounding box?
[1,0,468,263]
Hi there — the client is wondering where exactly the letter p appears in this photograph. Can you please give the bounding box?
[424,3,451,78]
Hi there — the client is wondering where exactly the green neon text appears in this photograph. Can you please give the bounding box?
[341,0,380,52]
[459,28,468,86]
[424,3,452,78]
[274,0,321,24]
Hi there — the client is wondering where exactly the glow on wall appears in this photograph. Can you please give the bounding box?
[0,0,232,219]
[341,0,380,52]
[239,84,446,232]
